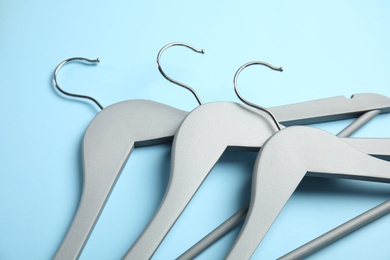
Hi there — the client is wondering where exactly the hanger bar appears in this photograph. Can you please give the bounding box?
[176,110,384,259]
[269,93,390,126]
[177,206,248,260]
[336,109,381,137]
[278,199,390,260]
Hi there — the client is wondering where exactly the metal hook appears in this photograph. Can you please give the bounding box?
[233,61,284,131]
[157,42,204,105]
[53,57,103,110]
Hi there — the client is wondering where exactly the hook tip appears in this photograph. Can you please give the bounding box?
[279,67,284,72]
[96,58,101,62]
[200,49,205,54]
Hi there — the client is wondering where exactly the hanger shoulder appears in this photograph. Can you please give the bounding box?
[54,100,187,260]
[227,126,390,259]
[123,101,278,259]
[271,93,390,126]
[85,99,188,147]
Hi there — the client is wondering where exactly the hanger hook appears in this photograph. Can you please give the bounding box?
[53,57,103,110]
[233,61,284,131]
[157,42,204,105]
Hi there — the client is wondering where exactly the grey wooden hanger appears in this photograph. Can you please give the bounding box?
[123,62,390,259]
[176,111,390,260]
[223,62,390,259]
[52,49,196,260]
[226,125,390,259]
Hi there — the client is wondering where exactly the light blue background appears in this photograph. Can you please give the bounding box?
[1,1,390,259]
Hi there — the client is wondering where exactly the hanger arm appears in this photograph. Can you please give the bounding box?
[227,126,390,259]
[54,100,187,260]
[269,93,390,126]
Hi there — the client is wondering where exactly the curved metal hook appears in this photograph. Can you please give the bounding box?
[233,61,284,131]
[157,42,204,105]
[53,57,103,110]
